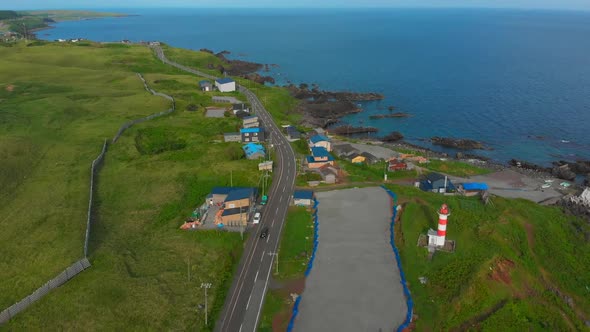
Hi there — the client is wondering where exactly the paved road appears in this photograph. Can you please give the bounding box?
[150,46,297,332]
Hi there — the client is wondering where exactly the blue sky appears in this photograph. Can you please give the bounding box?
[4,0,590,11]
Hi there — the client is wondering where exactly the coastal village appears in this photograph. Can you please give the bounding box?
[178,74,589,234]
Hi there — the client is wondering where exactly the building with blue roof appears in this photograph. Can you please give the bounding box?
[419,173,456,193]
[242,143,266,160]
[308,134,332,152]
[293,190,314,207]
[306,146,335,169]
[207,186,258,226]
[241,127,265,143]
[215,77,236,92]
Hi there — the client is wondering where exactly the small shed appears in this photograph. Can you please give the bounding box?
[233,103,250,115]
[389,159,407,171]
[293,190,314,207]
[349,153,366,164]
[199,80,212,92]
[215,77,236,92]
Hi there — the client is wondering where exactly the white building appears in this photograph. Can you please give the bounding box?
[215,78,236,92]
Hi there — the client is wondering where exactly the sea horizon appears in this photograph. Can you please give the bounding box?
[38,7,590,166]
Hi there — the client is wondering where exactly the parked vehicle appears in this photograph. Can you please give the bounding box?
[253,212,261,224]
[261,195,268,205]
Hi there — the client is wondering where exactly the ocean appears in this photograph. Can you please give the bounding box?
[40,8,590,165]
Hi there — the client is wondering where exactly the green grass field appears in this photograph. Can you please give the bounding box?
[425,159,492,177]
[0,41,265,330]
[387,185,590,330]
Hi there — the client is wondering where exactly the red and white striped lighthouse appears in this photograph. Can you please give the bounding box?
[437,204,450,242]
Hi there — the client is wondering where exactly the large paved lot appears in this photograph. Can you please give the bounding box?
[294,187,407,332]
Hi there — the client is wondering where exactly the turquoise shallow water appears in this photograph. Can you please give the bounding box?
[40,8,590,165]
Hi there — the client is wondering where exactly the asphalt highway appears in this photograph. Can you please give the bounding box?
[151,45,297,332]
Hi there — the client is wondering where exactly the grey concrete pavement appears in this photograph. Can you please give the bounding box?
[295,187,407,332]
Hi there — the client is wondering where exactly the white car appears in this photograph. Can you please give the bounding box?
[253,212,261,224]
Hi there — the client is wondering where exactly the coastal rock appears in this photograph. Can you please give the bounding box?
[244,73,275,85]
[381,131,404,142]
[286,84,384,101]
[369,112,412,119]
[431,137,485,150]
[510,159,550,173]
[551,164,577,181]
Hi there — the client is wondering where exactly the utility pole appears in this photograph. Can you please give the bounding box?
[201,282,212,326]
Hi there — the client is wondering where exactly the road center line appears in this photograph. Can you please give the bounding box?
[255,270,259,280]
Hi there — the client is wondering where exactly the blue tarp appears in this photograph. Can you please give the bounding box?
[462,182,489,191]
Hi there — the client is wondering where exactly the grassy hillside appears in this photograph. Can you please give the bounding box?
[0,41,261,330]
[0,10,123,35]
[162,45,301,125]
[387,185,590,330]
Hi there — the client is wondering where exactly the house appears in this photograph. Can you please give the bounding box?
[348,153,366,164]
[361,152,380,164]
[241,127,265,143]
[283,125,301,140]
[293,190,314,207]
[332,144,359,158]
[219,187,258,226]
[233,103,250,115]
[224,132,241,142]
[242,143,265,160]
[389,159,408,171]
[308,134,332,152]
[306,147,335,169]
[215,77,236,92]
[199,80,212,92]
[242,115,259,128]
[319,165,339,184]
[208,186,252,205]
[419,173,455,193]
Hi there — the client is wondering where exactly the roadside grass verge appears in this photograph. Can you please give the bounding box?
[387,184,590,330]
[259,206,314,331]
[0,41,265,330]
